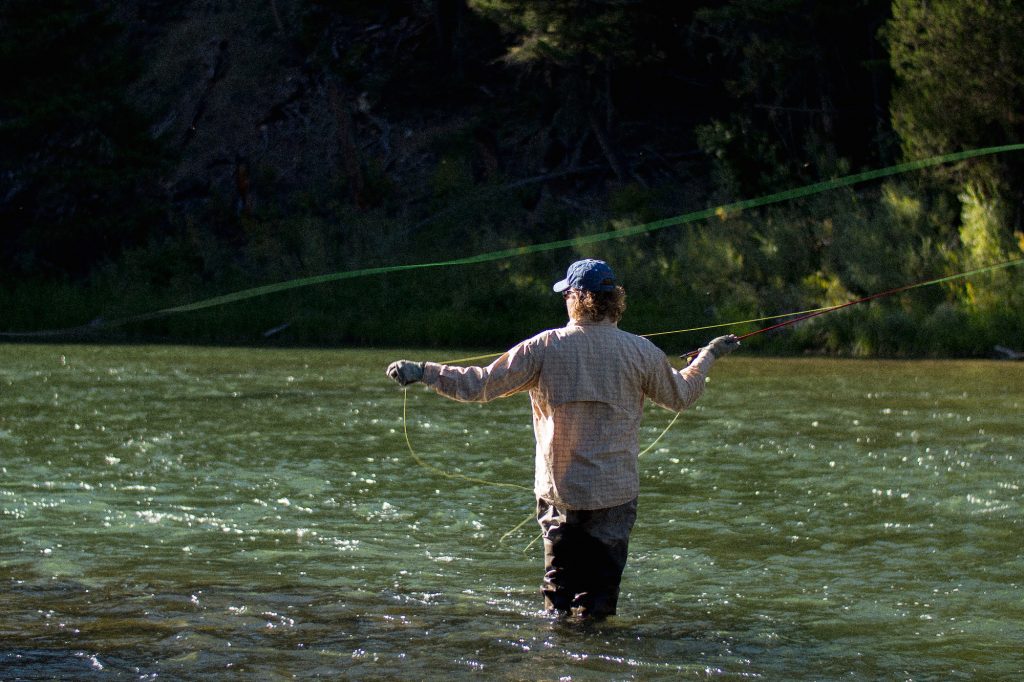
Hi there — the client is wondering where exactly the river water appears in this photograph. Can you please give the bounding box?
[1,344,1021,679]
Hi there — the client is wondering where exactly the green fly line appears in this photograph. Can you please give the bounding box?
[3,143,1022,338]
[135,142,1024,318]
[7,145,1023,546]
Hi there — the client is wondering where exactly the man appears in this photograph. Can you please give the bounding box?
[386,258,738,619]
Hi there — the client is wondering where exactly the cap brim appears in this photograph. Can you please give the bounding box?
[552,279,570,293]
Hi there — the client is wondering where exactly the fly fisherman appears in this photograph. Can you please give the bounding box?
[386,259,739,620]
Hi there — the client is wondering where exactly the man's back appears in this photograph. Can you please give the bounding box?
[513,319,714,509]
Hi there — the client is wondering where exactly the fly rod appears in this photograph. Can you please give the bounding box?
[680,256,1024,359]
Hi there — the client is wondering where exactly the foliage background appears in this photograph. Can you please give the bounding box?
[1,0,1022,355]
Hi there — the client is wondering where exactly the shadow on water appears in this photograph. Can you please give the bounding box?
[0,572,774,678]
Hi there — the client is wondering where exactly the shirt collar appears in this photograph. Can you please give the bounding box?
[567,318,618,329]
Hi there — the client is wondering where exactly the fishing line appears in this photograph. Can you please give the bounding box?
[410,255,1024,480]
[3,144,1022,338]
[8,147,1020,545]
[439,307,839,365]
[136,143,1024,318]
[679,256,1024,358]
[401,311,832,516]
[401,388,532,493]
[404,256,1024,546]
[401,383,540,547]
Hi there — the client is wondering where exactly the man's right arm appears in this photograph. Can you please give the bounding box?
[644,348,715,413]
[643,334,739,412]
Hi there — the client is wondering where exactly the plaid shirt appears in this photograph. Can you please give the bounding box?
[421,319,716,510]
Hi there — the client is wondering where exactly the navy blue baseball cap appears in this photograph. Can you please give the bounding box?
[553,259,617,293]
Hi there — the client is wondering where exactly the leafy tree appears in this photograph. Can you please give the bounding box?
[693,0,893,196]
[467,1,698,183]
[887,0,1024,313]
[888,0,1024,192]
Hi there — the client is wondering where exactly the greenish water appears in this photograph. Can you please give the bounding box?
[1,344,1021,680]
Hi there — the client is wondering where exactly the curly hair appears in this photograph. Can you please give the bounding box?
[567,286,627,323]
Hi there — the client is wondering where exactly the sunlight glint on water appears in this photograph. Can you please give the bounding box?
[1,345,1021,679]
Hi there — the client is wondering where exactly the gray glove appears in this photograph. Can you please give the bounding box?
[706,334,740,358]
[386,360,424,386]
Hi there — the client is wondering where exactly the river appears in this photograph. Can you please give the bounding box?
[1,344,1021,679]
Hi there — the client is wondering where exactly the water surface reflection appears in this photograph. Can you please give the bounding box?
[1,347,1021,678]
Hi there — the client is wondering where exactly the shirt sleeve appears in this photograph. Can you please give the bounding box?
[421,337,542,403]
[642,346,716,412]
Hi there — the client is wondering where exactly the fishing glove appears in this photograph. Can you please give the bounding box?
[386,360,424,387]
[706,334,741,358]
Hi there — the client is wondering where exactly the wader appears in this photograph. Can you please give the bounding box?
[536,497,638,619]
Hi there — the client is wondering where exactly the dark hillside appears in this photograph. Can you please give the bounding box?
[1,1,1021,354]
